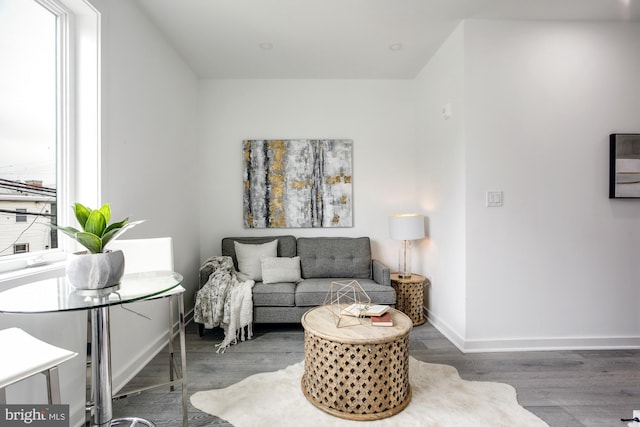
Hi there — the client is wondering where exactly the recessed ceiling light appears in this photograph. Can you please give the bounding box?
[389,43,403,52]
[259,42,274,50]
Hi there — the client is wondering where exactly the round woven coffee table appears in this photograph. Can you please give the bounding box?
[301,305,412,421]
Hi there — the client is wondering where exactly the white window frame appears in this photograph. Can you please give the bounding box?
[0,0,100,285]
[15,209,27,223]
[13,243,29,254]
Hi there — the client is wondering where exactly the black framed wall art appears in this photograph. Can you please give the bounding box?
[610,133,640,198]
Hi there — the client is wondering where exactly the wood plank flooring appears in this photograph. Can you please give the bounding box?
[112,320,640,426]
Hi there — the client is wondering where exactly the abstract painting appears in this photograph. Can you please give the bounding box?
[610,133,640,198]
[243,139,353,228]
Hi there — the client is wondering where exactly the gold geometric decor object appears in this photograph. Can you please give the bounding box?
[323,280,371,328]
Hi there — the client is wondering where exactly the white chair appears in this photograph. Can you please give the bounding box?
[90,237,187,427]
[0,327,77,404]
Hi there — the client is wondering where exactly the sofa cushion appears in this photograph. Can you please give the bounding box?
[252,282,296,307]
[261,256,302,284]
[234,240,278,281]
[297,237,371,279]
[295,278,396,307]
[222,236,297,271]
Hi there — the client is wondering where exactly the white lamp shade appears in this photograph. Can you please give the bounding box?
[389,214,425,240]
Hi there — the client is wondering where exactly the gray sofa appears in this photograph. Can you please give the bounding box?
[198,235,395,331]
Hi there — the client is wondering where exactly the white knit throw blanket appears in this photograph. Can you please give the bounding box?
[194,256,255,353]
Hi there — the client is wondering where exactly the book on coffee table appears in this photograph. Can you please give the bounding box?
[341,303,389,317]
[371,312,393,327]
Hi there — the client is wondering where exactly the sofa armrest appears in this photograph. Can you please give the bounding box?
[372,259,391,286]
[199,263,214,289]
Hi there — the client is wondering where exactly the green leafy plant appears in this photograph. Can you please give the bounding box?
[50,202,143,254]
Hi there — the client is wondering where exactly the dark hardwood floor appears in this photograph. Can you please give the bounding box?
[112,320,640,426]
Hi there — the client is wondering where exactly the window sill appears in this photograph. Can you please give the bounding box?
[0,257,67,292]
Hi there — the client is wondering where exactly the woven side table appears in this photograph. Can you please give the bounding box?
[301,305,412,421]
[390,273,428,326]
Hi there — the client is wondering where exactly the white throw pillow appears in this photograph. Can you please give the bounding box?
[234,240,278,281]
[261,256,302,284]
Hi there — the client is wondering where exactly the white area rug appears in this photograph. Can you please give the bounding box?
[191,357,549,427]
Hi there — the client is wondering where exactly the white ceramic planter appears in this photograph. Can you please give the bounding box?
[66,250,125,290]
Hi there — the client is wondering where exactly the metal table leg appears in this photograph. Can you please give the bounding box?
[178,293,188,427]
[89,297,158,427]
[90,303,113,426]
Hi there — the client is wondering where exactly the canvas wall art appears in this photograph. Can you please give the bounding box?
[243,139,353,228]
[610,134,640,198]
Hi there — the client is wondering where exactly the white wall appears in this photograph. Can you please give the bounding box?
[464,20,640,350]
[417,19,640,352]
[93,0,200,397]
[198,79,420,265]
[96,0,201,308]
[415,24,467,348]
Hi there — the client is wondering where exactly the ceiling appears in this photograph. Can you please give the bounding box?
[135,0,639,79]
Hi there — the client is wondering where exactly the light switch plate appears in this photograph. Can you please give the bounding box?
[486,191,503,207]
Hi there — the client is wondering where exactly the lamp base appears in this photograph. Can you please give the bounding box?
[398,240,412,279]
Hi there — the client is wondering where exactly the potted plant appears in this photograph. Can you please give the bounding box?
[51,202,144,290]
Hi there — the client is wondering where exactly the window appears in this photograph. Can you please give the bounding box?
[15,209,27,223]
[0,0,58,257]
[13,243,29,254]
[0,0,100,275]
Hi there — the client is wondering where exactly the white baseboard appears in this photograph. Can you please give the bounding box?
[424,307,640,353]
[462,335,640,353]
[424,308,466,351]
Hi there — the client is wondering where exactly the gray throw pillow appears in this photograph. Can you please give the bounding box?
[261,256,302,284]
[234,240,278,281]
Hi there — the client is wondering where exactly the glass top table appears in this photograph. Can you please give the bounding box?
[0,270,184,313]
[0,270,184,427]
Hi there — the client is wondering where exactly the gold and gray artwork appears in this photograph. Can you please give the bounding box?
[243,139,353,228]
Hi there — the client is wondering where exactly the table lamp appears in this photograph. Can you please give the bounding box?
[389,213,425,278]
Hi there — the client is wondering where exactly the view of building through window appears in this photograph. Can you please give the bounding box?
[0,0,58,257]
